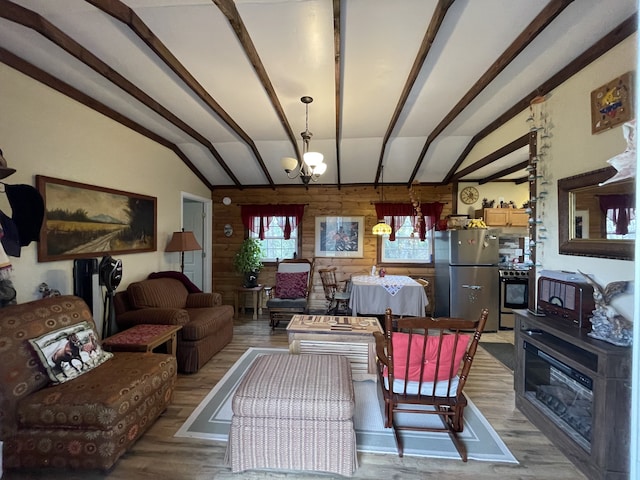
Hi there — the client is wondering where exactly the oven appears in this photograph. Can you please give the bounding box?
[499,269,529,329]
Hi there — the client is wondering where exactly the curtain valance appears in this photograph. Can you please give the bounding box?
[598,194,635,235]
[374,202,444,241]
[240,204,305,240]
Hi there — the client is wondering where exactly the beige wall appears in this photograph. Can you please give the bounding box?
[0,64,211,307]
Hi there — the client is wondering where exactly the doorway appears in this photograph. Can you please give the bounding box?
[181,192,212,293]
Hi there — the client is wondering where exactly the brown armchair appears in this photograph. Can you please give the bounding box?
[114,275,234,373]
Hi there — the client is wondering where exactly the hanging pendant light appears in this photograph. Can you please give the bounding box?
[281,96,326,184]
[372,166,392,235]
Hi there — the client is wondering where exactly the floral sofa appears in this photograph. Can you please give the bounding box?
[0,295,177,471]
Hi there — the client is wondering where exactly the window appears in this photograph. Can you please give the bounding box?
[380,216,434,264]
[249,216,300,262]
[241,204,305,262]
[606,213,636,239]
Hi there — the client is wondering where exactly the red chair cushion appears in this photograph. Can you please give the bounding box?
[275,271,308,299]
[390,332,470,382]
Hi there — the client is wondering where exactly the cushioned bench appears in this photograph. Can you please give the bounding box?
[227,354,357,476]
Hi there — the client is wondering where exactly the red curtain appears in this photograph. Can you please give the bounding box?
[240,204,305,240]
[374,202,444,241]
[598,194,635,235]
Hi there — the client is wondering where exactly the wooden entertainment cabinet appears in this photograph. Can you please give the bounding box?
[514,310,631,480]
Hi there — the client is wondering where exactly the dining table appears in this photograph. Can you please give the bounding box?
[349,274,428,318]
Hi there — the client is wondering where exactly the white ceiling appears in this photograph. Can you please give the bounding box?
[0,0,637,189]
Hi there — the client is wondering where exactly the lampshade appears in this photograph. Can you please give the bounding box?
[166,231,201,253]
[303,151,323,167]
[281,156,298,173]
[313,161,327,175]
[372,221,392,236]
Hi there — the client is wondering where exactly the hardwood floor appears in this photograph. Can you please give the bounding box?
[4,313,586,480]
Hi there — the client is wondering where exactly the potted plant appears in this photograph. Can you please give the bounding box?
[233,238,263,288]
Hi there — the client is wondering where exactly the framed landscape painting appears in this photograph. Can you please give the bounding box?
[36,176,157,262]
[315,216,364,258]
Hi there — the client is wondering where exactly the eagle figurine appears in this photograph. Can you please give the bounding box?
[578,271,632,346]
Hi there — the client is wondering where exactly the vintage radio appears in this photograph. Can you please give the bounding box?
[536,270,595,329]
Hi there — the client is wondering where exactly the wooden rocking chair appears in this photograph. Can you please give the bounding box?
[318,266,351,314]
[373,307,489,460]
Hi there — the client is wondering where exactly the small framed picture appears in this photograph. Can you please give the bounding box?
[315,216,364,258]
[591,72,633,134]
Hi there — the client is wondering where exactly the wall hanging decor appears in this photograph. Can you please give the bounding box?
[591,71,633,134]
[315,216,364,258]
[36,176,157,262]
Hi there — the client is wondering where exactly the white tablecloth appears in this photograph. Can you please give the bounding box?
[349,275,428,317]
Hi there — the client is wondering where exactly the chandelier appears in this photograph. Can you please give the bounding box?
[372,165,392,235]
[281,96,327,185]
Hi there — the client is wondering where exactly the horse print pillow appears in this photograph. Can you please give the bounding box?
[28,321,113,384]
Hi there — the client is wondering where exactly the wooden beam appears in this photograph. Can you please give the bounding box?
[212,0,302,167]
[87,0,274,187]
[409,0,574,185]
[374,0,456,187]
[333,0,342,189]
[451,133,529,180]
[0,0,240,186]
[478,161,529,184]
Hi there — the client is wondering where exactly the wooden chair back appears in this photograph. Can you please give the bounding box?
[415,278,435,316]
[373,307,489,460]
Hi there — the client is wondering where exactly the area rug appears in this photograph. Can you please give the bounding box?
[481,342,515,371]
[175,347,517,463]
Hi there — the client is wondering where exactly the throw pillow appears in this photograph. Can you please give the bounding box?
[390,332,470,382]
[28,321,113,384]
[275,271,308,299]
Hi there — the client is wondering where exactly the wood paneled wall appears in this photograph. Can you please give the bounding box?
[211,184,452,309]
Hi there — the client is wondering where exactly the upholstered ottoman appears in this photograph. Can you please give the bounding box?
[227,354,357,476]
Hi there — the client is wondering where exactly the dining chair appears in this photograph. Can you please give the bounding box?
[373,307,489,461]
[317,266,351,315]
[415,278,435,316]
[266,258,315,329]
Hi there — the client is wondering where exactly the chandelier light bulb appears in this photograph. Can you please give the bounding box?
[303,151,323,167]
[313,162,327,175]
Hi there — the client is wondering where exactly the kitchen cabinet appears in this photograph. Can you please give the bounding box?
[475,208,529,227]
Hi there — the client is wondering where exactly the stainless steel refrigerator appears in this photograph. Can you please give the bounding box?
[434,229,499,332]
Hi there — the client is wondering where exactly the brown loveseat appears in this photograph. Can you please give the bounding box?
[0,295,177,471]
[114,276,234,373]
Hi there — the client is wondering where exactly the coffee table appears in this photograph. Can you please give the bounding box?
[286,314,382,381]
[103,324,182,356]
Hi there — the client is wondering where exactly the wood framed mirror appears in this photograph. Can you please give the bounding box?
[558,166,634,260]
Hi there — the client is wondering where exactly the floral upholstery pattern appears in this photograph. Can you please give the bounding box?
[0,295,177,471]
[275,271,309,299]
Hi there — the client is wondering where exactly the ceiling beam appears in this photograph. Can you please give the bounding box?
[452,133,529,180]
[212,0,303,179]
[408,0,574,185]
[478,160,529,184]
[374,0,456,187]
[0,47,214,190]
[87,0,274,187]
[0,0,241,186]
[333,0,342,188]
[443,12,637,185]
